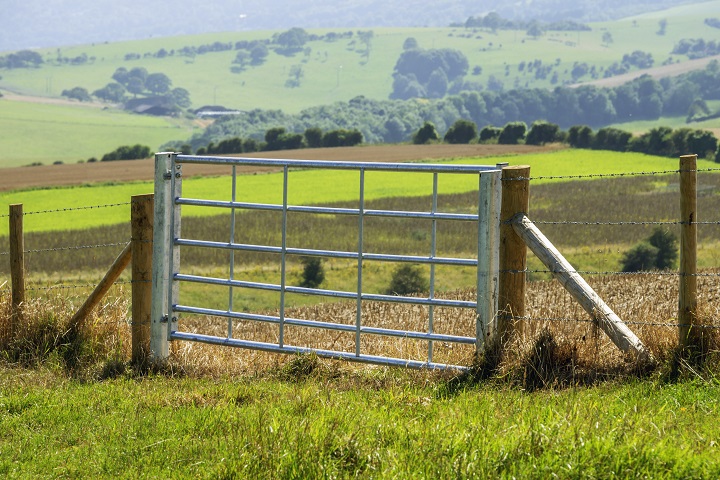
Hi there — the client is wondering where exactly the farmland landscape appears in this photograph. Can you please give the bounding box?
[2,0,720,477]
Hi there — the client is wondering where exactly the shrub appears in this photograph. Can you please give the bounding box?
[299,257,325,289]
[567,125,593,149]
[304,127,323,148]
[525,121,560,145]
[101,144,151,161]
[443,119,477,144]
[322,129,363,147]
[647,227,678,270]
[621,227,678,272]
[479,126,501,143]
[498,122,527,145]
[386,264,428,296]
[593,127,631,152]
[621,242,659,272]
[412,121,440,144]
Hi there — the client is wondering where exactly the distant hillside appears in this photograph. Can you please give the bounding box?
[0,0,700,51]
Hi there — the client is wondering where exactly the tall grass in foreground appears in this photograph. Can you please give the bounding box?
[2,270,719,384]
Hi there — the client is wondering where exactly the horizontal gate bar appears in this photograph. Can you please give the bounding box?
[173,305,477,344]
[175,273,477,308]
[169,331,469,371]
[175,239,478,266]
[176,154,499,174]
[176,198,479,221]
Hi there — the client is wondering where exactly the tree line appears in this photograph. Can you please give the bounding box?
[172,60,720,152]
[191,127,364,156]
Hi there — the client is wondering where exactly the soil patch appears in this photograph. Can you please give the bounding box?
[0,144,560,192]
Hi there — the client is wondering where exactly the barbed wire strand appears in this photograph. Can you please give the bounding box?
[0,202,130,219]
[503,268,720,278]
[502,167,720,182]
[0,241,129,256]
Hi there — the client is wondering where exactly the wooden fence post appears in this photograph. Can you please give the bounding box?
[69,244,131,332]
[131,194,154,364]
[9,204,24,336]
[679,154,699,350]
[497,165,530,345]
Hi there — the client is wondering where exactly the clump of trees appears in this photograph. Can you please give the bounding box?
[99,144,152,162]
[412,122,440,144]
[391,47,469,99]
[92,67,191,111]
[621,228,678,272]
[673,38,720,59]
[194,126,363,155]
[386,264,428,296]
[61,87,91,102]
[0,50,43,68]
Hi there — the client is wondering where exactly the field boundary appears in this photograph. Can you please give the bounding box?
[2,154,720,370]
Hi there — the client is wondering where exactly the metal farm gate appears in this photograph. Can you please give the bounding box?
[150,152,502,370]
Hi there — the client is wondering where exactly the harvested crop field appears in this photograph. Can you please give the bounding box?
[0,144,561,192]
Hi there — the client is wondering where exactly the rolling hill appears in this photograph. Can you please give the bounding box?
[1,1,720,166]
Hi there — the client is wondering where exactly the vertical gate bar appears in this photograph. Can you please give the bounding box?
[279,165,289,348]
[428,173,438,363]
[356,169,365,357]
[150,153,173,360]
[227,165,237,338]
[476,170,501,351]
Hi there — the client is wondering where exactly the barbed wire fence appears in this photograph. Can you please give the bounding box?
[501,164,720,347]
[1,161,719,366]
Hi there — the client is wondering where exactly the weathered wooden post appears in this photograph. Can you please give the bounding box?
[497,165,530,345]
[512,214,651,362]
[679,154,699,350]
[9,204,25,335]
[131,194,154,364]
[69,244,131,332]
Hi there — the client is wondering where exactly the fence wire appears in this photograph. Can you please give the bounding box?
[0,202,130,218]
[502,167,720,182]
[2,169,719,340]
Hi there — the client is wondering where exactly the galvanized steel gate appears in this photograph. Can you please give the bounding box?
[151,152,501,370]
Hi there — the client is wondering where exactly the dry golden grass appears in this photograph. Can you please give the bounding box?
[5,267,716,386]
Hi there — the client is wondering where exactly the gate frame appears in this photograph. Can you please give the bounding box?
[150,152,502,370]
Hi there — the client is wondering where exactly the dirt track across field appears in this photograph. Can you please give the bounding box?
[569,54,720,89]
[0,144,561,192]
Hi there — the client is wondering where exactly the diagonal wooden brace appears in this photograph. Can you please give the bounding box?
[511,213,652,363]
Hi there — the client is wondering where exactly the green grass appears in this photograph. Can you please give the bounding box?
[3,3,718,111]
[1,149,712,236]
[0,98,202,166]
[1,366,719,478]
[2,2,720,165]
[610,101,720,133]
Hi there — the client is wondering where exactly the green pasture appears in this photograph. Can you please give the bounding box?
[0,98,202,166]
[1,367,719,478]
[0,149,711,236]
[1,2,720,167]
[2,1,720,115]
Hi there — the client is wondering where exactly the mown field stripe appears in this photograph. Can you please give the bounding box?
[0,150,715,235]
